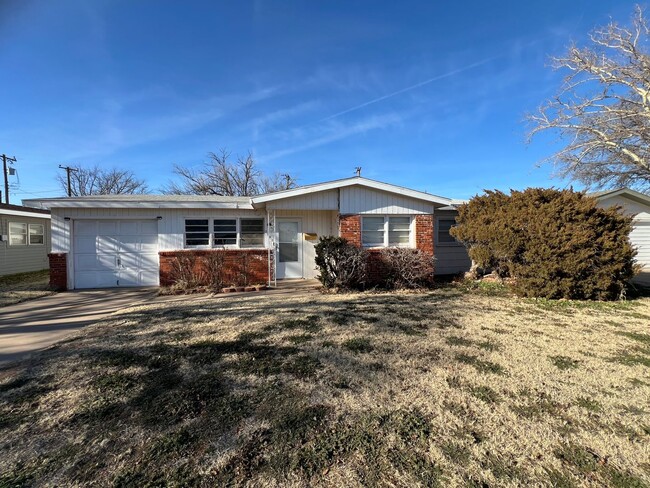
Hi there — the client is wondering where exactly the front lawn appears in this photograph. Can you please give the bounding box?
[0,270,52,307]
[1,288,649,486]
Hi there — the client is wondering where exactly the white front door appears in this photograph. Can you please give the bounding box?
[276,219,302,279]
[73,219,159,289]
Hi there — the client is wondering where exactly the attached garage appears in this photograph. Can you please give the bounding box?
[73,219,159,288]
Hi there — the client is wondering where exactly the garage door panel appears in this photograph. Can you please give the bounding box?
[74,219,159,289]
[75,253,116,271]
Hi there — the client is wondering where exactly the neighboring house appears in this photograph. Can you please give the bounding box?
[593,188,650,286]
[24,177,471,290]
[0,203,51,277]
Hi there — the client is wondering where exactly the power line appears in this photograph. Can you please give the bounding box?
[58,164,78,197]
[2,154,17,204]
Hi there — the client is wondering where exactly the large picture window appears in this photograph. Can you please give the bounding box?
[361,216,412,248]
[184,218,265,248]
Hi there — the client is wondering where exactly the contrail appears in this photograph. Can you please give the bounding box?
[318,55,501,123]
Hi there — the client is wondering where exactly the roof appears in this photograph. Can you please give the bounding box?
[0,202,51,219]
[23,194,253,210]
[23,177,454,210]
[250,176,452,207]
[589,188,650,207]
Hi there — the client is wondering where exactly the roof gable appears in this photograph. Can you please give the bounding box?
[251,177,451,207]
[590,188,650,208]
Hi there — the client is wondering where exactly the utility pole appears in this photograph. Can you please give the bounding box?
[2,154,17,204]
[58,164,78,197]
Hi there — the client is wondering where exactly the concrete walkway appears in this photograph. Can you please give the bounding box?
[0,288,156,366]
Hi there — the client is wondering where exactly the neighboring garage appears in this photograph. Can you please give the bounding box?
[594,188,650,287]
[73,219,159,288]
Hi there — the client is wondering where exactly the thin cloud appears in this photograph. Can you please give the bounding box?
[318,56,500,122]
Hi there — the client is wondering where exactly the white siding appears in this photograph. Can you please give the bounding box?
[340,187,434,215]
[267,190,338,210]
[597,195,650,286]
[50,207,267,253]
[0,213,51,276]
[274,210,337,279]
[434,210,471,276]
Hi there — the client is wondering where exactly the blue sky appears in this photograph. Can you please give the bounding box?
[0,0,635,202]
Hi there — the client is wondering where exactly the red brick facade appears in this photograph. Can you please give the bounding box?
[414,214,435,255]
[159,249,268,287]
[339,214,362,246]
[48,253,68,291]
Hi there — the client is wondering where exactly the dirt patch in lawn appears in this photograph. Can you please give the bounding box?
[1,288,649,486]
[0,270,53,307]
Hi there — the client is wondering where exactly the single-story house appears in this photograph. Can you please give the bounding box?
[593,188,650,286]
[0,203,51,277]
[24,177,470,290]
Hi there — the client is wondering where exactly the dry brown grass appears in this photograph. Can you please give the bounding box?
[0,270,53,307]
[1,286,649,487]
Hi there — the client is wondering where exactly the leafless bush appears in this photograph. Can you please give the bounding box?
[201,253,225,290]
[380,248,435,289]
[315,237,368,290]
[169,254,204,290]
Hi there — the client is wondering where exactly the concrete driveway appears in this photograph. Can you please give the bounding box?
[0,288,156,366]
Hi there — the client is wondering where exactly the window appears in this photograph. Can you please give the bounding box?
[9,222,27,246]
[185,219,209,246]
[214,219,237,246]
[240,218,264,247]
[184,218,265,248]
[29,224,44,245]
[361,216,412,247]
[437,218,458,244]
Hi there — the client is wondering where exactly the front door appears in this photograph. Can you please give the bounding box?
[276,219,302,279]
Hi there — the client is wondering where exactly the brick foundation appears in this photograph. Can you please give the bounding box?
[48,253,68,291]
[159,249,269,287]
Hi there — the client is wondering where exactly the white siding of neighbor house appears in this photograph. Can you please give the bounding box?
[273,209,337,279]
[433,209,471,276]
[50,207,267,253]
[597,195,650,286]
[340,187,434,215]
[266,190,338,211]
[0,213,51,276]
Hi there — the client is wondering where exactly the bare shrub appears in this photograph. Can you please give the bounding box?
[168,254,204,290]
[315,237,368,290]
[201,253,226,290]
[380,248,436,289]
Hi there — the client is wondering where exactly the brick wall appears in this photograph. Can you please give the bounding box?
[414,214,435,255]
[339,214,361,246]
[48,253,67,291]
[159,249,268,287]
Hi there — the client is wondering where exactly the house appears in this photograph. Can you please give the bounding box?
[593,188,650,286]
[23,177,471,290]
[0,203,51,277]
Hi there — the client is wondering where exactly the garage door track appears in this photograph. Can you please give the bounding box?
[0,288,156,366]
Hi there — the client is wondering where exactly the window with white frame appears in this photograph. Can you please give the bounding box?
[214,219,237,245]
[184,218,265,248]
[9,222,27,246]
[437,218,458,244]
[185,219,210,246]
[361,216,412,247]
[29,224,44,245]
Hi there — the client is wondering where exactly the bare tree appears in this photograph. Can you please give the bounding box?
[164,149,296,196]
[528,5,650,192]
[56,165,147,196]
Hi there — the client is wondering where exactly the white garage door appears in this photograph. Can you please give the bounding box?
[73,220,159,289]
[631,219,650,286]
